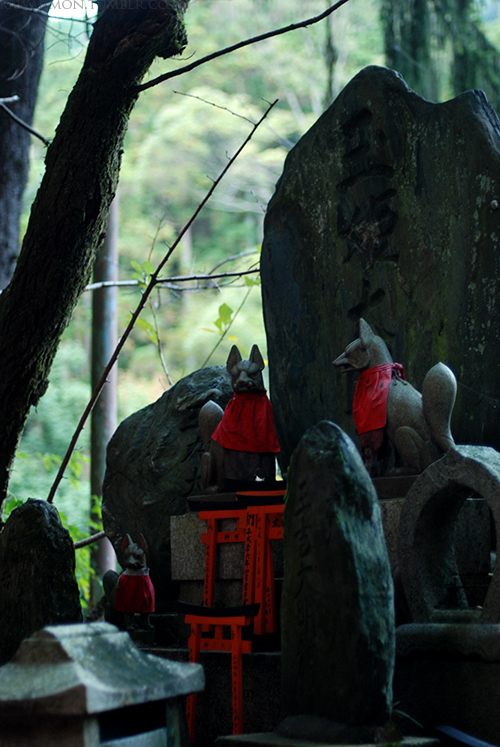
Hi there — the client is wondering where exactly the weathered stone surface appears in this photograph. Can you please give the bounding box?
[0,499,82,665]
[171,513,245,581]
[0,622,203,747]
[280,420,394,726]
[261,65,500,470]
[0,622,203,712]
[395,624,500,743]
[398,445,500,623]
[397,622,500,660]
[102,366,233,612]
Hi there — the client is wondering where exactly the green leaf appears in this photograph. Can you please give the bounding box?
[218,303,233,325]
[143,260,155,275]
[244,275,261,287]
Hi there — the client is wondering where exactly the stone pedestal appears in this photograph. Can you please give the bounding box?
[395,624,500,744]
[393,446,500,741]
[215,735,439,747]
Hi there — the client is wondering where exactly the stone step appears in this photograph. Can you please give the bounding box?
[215,734,440,747]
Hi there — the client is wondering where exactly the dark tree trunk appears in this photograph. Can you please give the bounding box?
[0,1,189,508]
[0,1,48,289]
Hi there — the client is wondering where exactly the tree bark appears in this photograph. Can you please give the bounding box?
[0,0,48,289]
[0,1,189,509]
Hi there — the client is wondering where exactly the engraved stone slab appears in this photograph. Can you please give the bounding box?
[262,65,500,470]
[398,445,500,623]
[280,421,394,727]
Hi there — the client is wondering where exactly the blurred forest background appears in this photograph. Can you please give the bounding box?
[5,0,500,603]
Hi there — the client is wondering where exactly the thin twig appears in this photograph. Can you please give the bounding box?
[1,0,93,23]
[173,90,255,123]
[149,293,174,386]
[84,267,260,292]
[47,99,277,504]
[0,101,51,146]
[209,251,259,274]
[136,0,351,93]
[74,530,106,548]
[201,285,253,368]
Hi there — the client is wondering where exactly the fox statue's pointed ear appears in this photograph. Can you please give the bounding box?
[226,345,242,371]
[139,533,148,555]
[358,318,375,350]
[249,344,265,371]
[122,533,133,551]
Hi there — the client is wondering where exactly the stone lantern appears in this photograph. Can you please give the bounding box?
[0,622,204,747]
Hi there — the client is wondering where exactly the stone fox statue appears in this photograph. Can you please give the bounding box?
[103,533,155,630]
[333,318,457,474]
[199,344,280,493]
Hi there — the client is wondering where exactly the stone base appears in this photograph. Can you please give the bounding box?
[394,623,500,744]
[215,734,439,747]
[150,648,281,747]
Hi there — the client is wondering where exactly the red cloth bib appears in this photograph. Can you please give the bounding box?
[211,390,280,453]
[114,570,155,614]
[352,363,405,435]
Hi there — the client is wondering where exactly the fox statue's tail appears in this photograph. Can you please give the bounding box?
[422,362,457,454]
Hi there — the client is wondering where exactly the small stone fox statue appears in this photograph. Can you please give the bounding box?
[103,533,155,631]
[333,318,457,474]
[199,344,280,493]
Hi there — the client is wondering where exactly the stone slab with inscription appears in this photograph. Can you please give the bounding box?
[262,64,500,471]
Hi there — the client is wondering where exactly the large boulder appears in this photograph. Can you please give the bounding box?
[0,499,82,665]
[262,65,500,470]
[280,420,395,728]
[102,366,233,611]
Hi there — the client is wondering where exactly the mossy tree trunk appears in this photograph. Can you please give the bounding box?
[0,0,48,289]
[0,1,189,510]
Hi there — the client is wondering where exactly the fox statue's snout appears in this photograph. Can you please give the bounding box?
[334,319,457,474]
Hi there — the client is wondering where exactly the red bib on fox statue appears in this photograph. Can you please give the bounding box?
[212,390,280,453]
[114,568,155,614]
[353,363,405,451]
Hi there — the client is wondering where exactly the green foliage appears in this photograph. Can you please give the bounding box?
[380,0,500,109]
[11,0,386,607]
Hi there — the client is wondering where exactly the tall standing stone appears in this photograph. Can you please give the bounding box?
[281,421,395,728]
[0,499,82,665]
[262,65,500,470]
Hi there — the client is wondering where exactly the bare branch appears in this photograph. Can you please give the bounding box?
[173,90,255,123]
[0,1,52,14]
[84,267,260,292]
[74,530,106,548]
[47,99,277,504]
[0,100,51,146]
[136,0,351,93]
[149,293,174,386]
[208,250,259,273]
